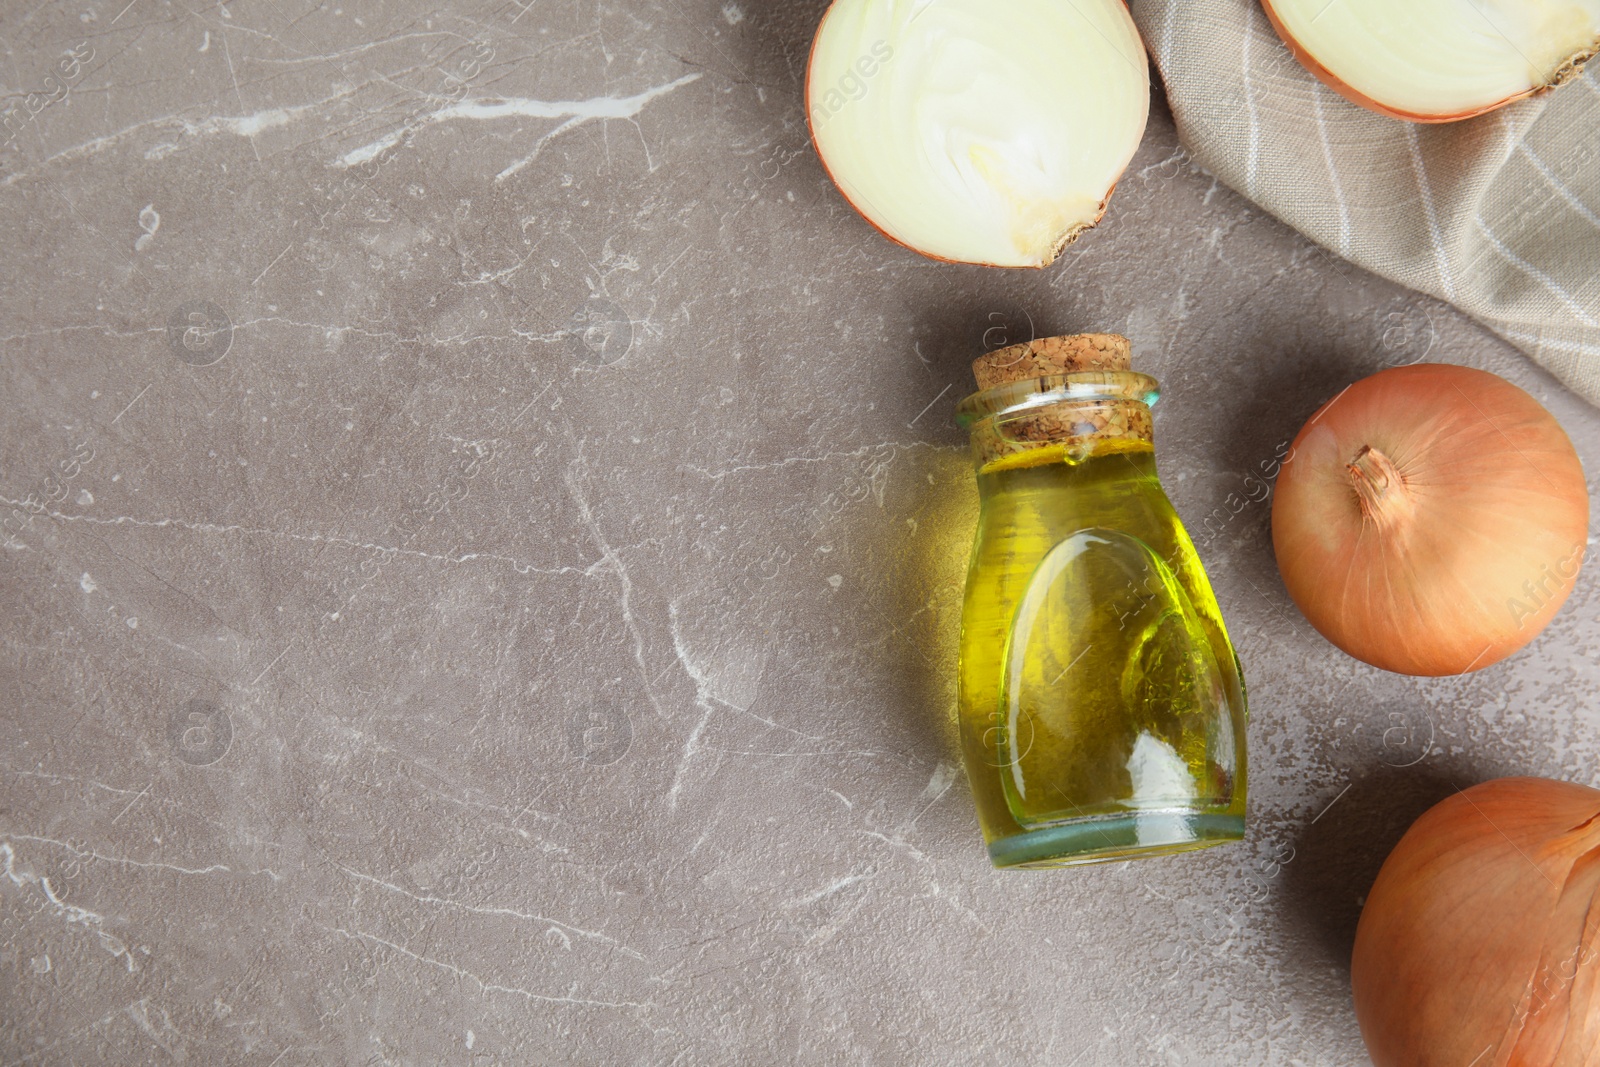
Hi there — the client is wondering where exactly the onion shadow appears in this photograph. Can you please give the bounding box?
[1278,761,1484,969]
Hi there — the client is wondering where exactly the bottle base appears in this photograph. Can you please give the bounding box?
[987,811,1245,869]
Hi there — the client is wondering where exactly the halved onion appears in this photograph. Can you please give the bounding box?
[805,0,1150,268]
[1262,0,1600,122]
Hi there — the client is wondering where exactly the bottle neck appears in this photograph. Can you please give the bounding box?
[974,446,1158,501]
[957,370,1160,472]
[968,394,1154,473]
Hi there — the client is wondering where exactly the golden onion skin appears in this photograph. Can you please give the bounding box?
[1352,778,1600,1066]
[1271,364,1589,677]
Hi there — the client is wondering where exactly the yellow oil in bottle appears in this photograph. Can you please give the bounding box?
[955,345,1247,868]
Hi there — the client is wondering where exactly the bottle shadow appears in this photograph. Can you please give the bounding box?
[854,436,977,771]
[873,295,1108,766]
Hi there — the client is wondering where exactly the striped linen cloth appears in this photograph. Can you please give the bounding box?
[1129,0,1600,406]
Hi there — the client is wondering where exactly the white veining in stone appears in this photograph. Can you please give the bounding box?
[335,73,703,180]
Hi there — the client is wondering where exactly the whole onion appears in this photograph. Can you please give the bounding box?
[1353,777,1600,1067]
[1272,364,1589,676]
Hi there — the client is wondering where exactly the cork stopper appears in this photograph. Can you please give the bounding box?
[972,333,1133,391]
[963,332,1150,469]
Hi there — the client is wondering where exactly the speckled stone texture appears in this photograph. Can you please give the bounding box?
[1,3,1596,1065]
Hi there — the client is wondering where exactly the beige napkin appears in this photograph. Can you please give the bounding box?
[1129,0,1600,406]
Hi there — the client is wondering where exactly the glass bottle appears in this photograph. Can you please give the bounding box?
[954,333,1247,869]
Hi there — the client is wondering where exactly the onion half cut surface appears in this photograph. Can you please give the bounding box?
[1262,0,1600,121]
[806,0,1150,267]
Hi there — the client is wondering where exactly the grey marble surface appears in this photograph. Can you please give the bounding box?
[2,2,1598,1064]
